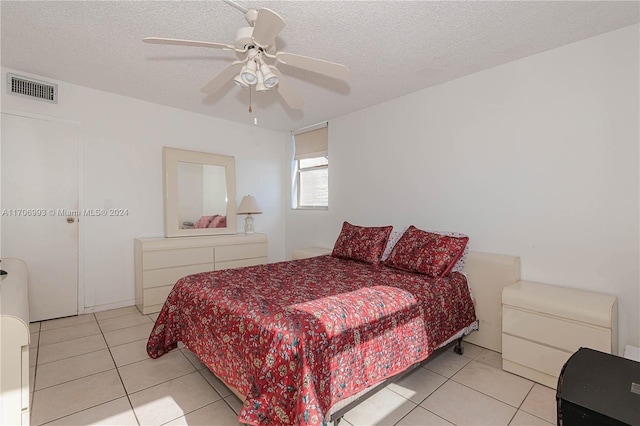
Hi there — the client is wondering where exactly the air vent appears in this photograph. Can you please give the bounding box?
[7,73,58,103]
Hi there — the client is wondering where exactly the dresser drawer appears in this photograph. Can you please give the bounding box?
[216,257,268,271]
[143,285,174,307]
[143,247,214,270]
[143,263,214,288]
[502,333,571,378]
[135,234,268,315]
[215,243,267,262]
[503,306,612,353]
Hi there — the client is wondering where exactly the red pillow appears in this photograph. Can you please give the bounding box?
[332,221,392,264]
[384,225,469,277]
[207,215,227,228]
[193,215,214,228]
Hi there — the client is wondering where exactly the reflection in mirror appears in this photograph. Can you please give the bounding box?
[177,162,227,229]
[163,147,236,237]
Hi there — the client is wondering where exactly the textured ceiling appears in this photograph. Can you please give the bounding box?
[1,1,638,131]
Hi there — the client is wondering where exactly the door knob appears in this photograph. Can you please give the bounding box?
[66,217,75,224]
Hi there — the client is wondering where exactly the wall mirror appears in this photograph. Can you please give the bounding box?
[163,147,237,237]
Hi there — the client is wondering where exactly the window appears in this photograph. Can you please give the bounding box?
[293,125,328,209]
[298,156,328,208]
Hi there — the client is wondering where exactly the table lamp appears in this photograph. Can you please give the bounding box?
[237,195,262,234]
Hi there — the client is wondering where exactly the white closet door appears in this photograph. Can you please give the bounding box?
[1,112,79,321]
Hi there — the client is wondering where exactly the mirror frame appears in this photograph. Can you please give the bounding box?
[163,147,237,237]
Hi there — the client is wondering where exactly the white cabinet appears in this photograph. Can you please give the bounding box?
[135,234,268,314]
[0,258,30,426]
[502,280,617,388]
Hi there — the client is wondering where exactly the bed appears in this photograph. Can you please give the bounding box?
[147,223,520,425]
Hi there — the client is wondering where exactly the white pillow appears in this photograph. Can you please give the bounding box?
[381,228,406,262]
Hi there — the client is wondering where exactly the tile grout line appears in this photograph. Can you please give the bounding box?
[37,396,127,426]
[32,316,126,425]
[419,349,543,425]
[121,346,228,424]
[33,364,117,392]
[513,384,555,425]
[443,375,554,425]
[448,376,529,410]
[141,359,230,426]
[33,311,238,424]
[388,366,455,426]
[180,349,246,418]
[96,314,143,426]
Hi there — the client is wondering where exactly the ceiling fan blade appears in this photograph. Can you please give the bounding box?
[272,68,303,110]
[201,61,244,94]
[143,37,235,51]
[251,8,286,49]
[276,52,350,81]
[222,0,248,14]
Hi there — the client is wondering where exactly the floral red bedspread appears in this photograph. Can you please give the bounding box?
[147,255,476,425]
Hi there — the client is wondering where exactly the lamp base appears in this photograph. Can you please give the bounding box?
[244,214,255,234]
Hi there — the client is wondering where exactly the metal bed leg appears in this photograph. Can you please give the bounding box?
[334,416,342,425]
[454,337,464,355]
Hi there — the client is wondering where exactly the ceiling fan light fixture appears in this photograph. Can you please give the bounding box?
[260,64,278,88]
[144,3,350,112]
[233,74,249,88]
[255,71,269,92]
[240,60,258,85]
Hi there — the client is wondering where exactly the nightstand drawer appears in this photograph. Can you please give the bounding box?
[502,306,612,353]
[501,280,617,387]
[502,333,570,378]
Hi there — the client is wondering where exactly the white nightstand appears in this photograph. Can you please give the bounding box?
[502,280,617,388]
[292,247,332,260]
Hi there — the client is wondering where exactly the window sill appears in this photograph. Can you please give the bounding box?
[292,206,329,211]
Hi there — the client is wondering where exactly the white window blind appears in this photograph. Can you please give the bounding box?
[293,124,329,209]
[294,127,328,160]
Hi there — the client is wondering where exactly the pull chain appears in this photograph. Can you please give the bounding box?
[249,85,257,124]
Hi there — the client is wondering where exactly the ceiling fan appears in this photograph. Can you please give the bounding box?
[142,0,350,110]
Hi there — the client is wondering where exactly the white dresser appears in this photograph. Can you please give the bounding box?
[135,233,268,314]
[502,280,618,388]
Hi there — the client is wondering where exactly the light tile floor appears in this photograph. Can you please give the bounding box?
[29,306,556,425]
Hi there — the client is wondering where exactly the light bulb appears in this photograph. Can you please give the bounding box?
[259,64,278,89]
[234,75,248,88]
[264,75,278,88]
[240,60,257,85]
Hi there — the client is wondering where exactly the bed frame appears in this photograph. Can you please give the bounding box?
[211,250,521,424]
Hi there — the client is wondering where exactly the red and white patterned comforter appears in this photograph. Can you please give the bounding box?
[147,255,476,425]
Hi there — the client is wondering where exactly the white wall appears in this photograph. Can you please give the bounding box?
[286,25,640,353]
[1,68,288,312]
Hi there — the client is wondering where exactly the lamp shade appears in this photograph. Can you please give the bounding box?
[237,195,262,214]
